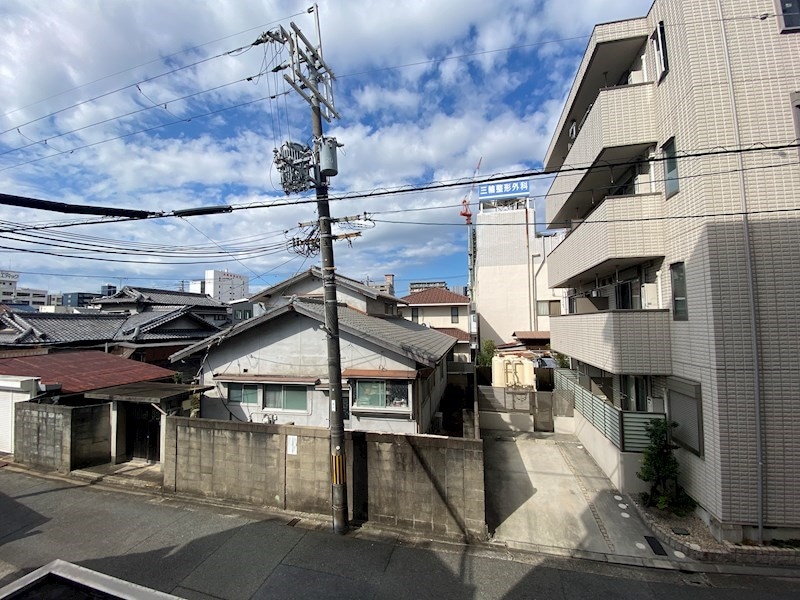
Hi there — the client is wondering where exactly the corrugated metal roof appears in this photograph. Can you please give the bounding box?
[401,288,470,305]
[0,350,175,394]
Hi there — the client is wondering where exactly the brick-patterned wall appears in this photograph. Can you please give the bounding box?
[163,417,487,540]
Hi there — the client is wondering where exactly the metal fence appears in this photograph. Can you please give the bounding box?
[555,369,665,452]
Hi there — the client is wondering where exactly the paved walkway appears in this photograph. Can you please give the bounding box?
[483,431,686,564]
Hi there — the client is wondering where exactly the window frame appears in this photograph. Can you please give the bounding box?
[351,379,410,412]
[650,21,669,81]
[667,377,704,457]
[228,382,259,405]
[264,383,309,412]
[450,306,459,323]
[776,0,800,31]
[663,137,679,198]
[670,262,688,321]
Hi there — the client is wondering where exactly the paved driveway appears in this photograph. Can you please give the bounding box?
[483,432,685,562]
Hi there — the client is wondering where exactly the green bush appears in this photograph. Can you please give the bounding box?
[637,418,696,515]
[476,339,496,367]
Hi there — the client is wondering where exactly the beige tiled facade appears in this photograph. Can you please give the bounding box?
[545,0,800,540]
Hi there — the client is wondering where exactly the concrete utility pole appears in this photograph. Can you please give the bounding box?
[258,5,348,534]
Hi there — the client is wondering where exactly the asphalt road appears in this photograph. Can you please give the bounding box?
[0,467,798,599]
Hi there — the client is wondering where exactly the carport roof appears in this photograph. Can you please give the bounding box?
[84,382,212,403]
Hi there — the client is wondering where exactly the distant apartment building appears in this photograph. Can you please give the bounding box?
[0,271,50,307]
[62,292,102,308]
[473,198,564,346]
[408,281,447,294]
[189,270,249,303]
[367,274,396,297]
[543,0,800,542]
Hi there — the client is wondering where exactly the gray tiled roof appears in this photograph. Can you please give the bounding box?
[251,267,405,304]
[296,299,456,365]
[0,313,127,344]
[97,286,224,308]
[115,308,221,342]
[171,297,455,366]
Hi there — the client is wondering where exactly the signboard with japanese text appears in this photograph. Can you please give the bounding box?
[478,179,530,200]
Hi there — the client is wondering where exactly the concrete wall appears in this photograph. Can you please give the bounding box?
[14,402,110,473]
[574,410,647,495]
[163,417,487,540]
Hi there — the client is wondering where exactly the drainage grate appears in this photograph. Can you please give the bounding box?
[287,518,301,527]
[644,535,668,556]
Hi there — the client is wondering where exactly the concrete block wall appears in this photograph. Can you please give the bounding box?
[163,417,486,540]
[14,402,111,473]
[14,403,72,473]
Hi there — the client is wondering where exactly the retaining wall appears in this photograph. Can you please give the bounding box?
[163,417,486,540]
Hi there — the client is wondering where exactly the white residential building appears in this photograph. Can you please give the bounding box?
[544,0,800,542]
[474,198,564,346]
[189,269,249,303]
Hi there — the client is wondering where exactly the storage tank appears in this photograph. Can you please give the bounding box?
[491,355,506,387]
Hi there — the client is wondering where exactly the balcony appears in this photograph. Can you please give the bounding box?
[548,193,664,289]
[547,83,656,228]
[551,310,672,375]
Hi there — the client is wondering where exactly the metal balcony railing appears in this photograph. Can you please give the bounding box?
[555,369,664,452]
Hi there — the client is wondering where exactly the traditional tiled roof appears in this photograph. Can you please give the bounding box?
[0,350,175,394]
[250,267,405,305]
[171,297,456,367]
[115,308,221,342]
[401,288,470,305]
[0,312,127,345]
[96,286,224,308]
[512,330,551,341]
[432,327,470,342]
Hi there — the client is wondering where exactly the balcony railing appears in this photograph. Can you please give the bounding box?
[555,369,664,452]
[551,310,672,375]
[548,193,664,289]
[547,83,655,227]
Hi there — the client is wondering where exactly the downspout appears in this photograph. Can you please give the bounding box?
[716,0,764,543]
[525,201,533,330]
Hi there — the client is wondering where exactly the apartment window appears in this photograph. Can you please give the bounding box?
[667,377,704,456]
[411,307,419,323]
[777,0,800,30]
[264,384,308,411]
[537,300,562,316]
[353,380,409,409]
[650,21,669,80]
[670,262,688,321]
[228,383,258,404]
[451,306,459,323]
[663,138,679,197]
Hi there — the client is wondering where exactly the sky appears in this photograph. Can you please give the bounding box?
[0,0,653,298]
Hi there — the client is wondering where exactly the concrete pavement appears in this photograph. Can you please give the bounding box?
[1,467,799,599]
[483,432,688,563]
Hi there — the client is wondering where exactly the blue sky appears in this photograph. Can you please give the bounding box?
[0,0,652,297]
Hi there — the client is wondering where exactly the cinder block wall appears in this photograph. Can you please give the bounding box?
[14,402,72,473]
[163,417,486,540]
[14,402,111,473]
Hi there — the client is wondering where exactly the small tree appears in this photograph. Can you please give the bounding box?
[476,339,496,367]
[638,418,679,509]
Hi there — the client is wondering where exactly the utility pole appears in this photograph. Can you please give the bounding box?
[258,5,348,534]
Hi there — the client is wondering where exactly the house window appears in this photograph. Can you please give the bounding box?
[670,262,688,321]
[384,303,395,315]
[663,138,679,197]
[451,306,459,323]
[264,384,308,411]
[777,0,800,30]
[353,380,409,409]
[411,307,419,323]
[650,21,669,80]
[537,300,562,316]
[667,377,704,456]
[228,383,258,404]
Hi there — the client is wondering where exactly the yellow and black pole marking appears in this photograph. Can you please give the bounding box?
[331,453,346,486]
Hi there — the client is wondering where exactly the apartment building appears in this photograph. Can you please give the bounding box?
[544,0,800,542]
[189,269,249,303]
[474,197,564,346]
